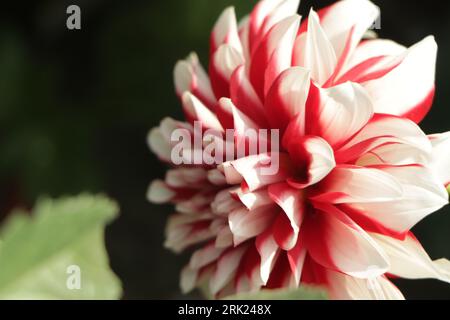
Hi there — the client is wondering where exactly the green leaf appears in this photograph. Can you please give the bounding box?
[0,194,122,299]
[224,286,328,300]
[446,184,450,195]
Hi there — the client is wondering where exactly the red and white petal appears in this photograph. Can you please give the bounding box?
[304,203,390,278]
[210,245,249,295]
[265,67,311,132]
[230,65,267,127]
[295,9,337,86]
[336,114,431,164]
[268,183,305,250]
[372,233,450,283]
[263,16,301,96]
[164,214,214,253]
[256,230,280,285]
[363,36,437,123]
[210,44,244,98]
[342,165,448,237]
[211,188,241,216]
[308,82,374,148]
[355,143,430,167]
[344,39,406,73]
[249,0,299,53]
[250,15,301,99]
[229,205,277,246]
[182,92,224,131]
[429,132,450,187]
[238,16,251,63]
[319,0,380,62]
[287,238,307,286]
[235,245,265,294]
[232,188,273,210]
[326,270,404,300]
[285,136,336,188]
[174,53,216,108]
[210,6,243,54]
[223,153,296,192]
[190,243,225,270]
[313,165,403,204]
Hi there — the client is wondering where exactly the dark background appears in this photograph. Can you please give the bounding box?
[0,0,449,299]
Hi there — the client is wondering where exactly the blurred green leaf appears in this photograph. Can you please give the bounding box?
[224,286,328,301]
[0,194,122,299]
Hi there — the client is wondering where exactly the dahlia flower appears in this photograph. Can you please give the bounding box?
[147,0,450,300]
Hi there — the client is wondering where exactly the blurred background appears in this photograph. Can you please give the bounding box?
[0,0,449,299]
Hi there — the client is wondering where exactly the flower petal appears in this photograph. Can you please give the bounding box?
[307,82,374,148]
[250,15,301,99]
[429,132,450,187]
[312,165,404,204]
[210,6,243,54]
[265,67,311,132]
[209,44,244,98]
[295,9,337,85]
[229,205,277,246]
[304,203,390,278]
[174,52,217,109]
[327,270,404,300]
[372,232,450,283]
[363,36,437,123]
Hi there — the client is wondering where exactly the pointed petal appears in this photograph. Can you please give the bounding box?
[296,9,337,85]
[209,44,244,98]
[210,7,243,54]
[249,0,300,53]
[250,15,301,99]
[182,92,224,131]
[363,36,437,123]
[256,230,280,285]
[265,67,311,132]
[230,65,267,127]
[174,52,217,108]
[319,0,380,61]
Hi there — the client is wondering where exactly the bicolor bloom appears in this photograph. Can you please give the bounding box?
[147,0,450,299]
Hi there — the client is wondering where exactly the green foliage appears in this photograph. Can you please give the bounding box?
[0,194,122,299]
[224,286,328,301]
